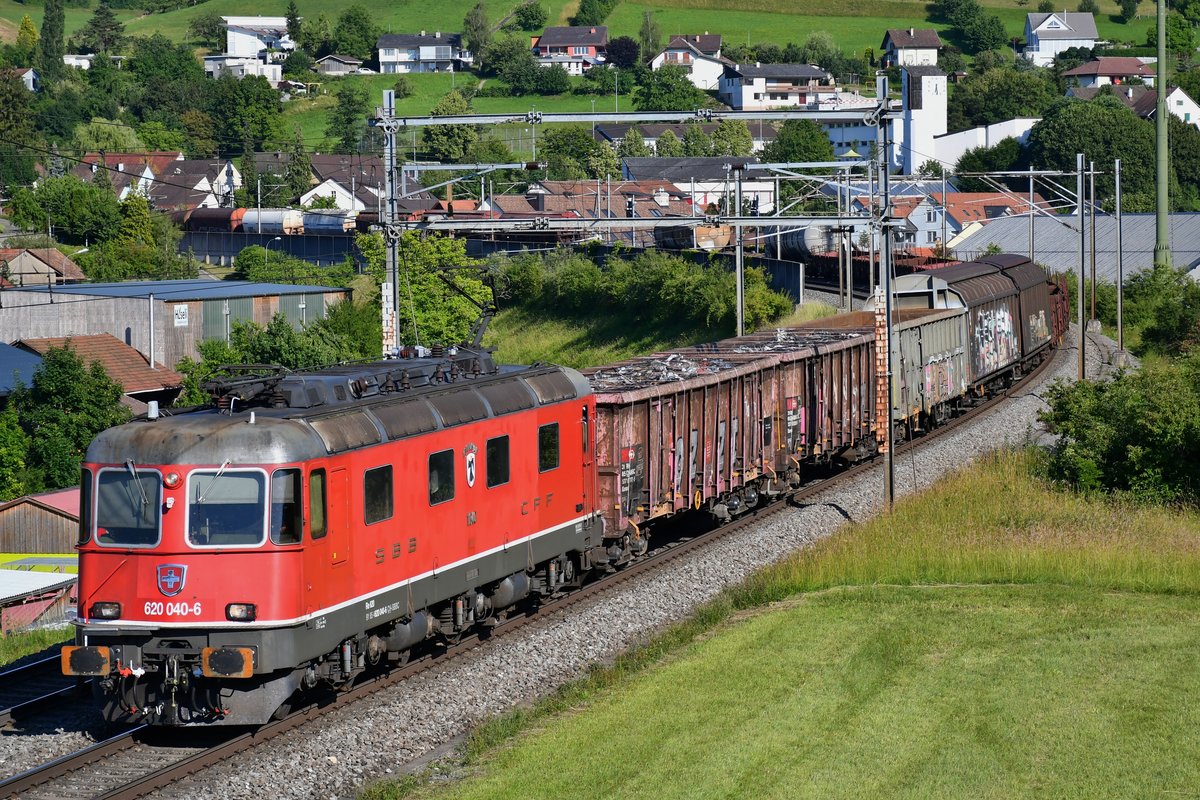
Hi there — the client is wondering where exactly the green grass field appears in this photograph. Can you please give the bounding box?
[0,626,69,666]
[365,450,1200,799]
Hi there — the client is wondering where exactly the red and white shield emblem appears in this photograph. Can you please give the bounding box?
[157,564,187,597]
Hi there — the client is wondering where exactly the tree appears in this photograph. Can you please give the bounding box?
[635,63,706,111]
[424,90,477,162]
[1025,96,1156,203]
[571,0,608,26]
[14,15,38,66]
[235,136,259,207]
[710,118,753,157]
[332,5,380,62]
[392,75,413,99]
[799,32,838,69]
[655,129,683,157]
[181,109,217,158]
[918,159,946,178]
[11,346,130,492]
[286,0,303,43]
[283,50,314,78]
[607,36,640,69]
[212,73,282,153]
[954,137,1025,191]
[78,3,125,54]
[1077,0,1099,12]
[513,1,547,31]
[638,10,661,62]
[586,142,621,179]
[7,176,123,244]
[300,12,334,58]
[540,125,604,179]
[326,81,370,153]
[947,67,1058,132]
[285,127,312,201]
[0,70,37,190]
[1146,12,1197,57]
[115,194,156,247]
[1037,0,1054,10]
[464,3,492,69]
[138,121,186,151]
[962,12,1008,54]
[0,407,29,502]
[393,232,491,345]
[763,119,834,162]
[38,0,65,83]
[681,123,712,156]
[187,11,227,50]
[73,117,145,152]
[618,128,651,157]
[1119,0,1139,22]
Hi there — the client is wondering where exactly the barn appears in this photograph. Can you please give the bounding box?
[0,487,79,554]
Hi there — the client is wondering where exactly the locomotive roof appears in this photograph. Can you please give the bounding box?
[87,357,591,465]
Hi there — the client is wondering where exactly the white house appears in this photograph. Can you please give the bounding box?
[880,28,942,67]
[1061,57,1156,88]
[62,53,124,70]
[222,16,294,58]
[1022,12,1098,68]
[1073,84,1200,129]
[719,63,835,111]
[13,67,38,92]
[650,34,726,91]
[621,157,776,214]
[906,192,1046,248]
[930,118,1039,172]
[376,32,469,74]
[203,55,282,86]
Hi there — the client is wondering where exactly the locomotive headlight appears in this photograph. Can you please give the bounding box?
[226,603,257,622]
[91,602,122,619]
[163,472,180,488]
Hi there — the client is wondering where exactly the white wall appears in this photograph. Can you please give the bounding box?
[931,118,1038,172]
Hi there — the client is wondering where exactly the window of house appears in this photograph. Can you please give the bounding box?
[539,423,560,472]
[429,450,455,504]
[487,436,510,488]
[364,465,393,524]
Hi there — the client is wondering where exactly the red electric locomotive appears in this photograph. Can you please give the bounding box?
[62,348,607,725]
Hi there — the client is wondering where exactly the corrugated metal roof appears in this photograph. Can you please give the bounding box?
[10,279,349,301]
[0,342,42,396]
[953,213,1200,282]
[0,571,75,606]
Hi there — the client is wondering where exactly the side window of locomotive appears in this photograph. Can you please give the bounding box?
[95,468,162,547]
[188,470,266,547]
[429,450,455,505]
[309,469,327,540]
[270,468,303,545]
[581,406,589,453]
[539,423,560,472]
[78,468,93,545]
[486,436,510,488]
[364,465,394,525]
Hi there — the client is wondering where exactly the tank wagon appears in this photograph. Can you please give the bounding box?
[63,255,1066,726]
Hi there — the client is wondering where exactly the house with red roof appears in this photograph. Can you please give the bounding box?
[0,249,85,287]
[1062,57,1156,89]
[14,334,184,412]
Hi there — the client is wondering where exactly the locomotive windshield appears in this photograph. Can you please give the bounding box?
[95,467,162,547]
[187,469,267,547]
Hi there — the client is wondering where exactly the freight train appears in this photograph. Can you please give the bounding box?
[62,255,1068,726]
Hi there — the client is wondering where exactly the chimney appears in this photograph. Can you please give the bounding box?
[1127,86,1133,98]
[755,61,760,68]
[909,27,915,36]
[653,187,669,207]
[420,30,426,36]
[590,27,596,34]
[117,163,124,172]
[435,31,441,38]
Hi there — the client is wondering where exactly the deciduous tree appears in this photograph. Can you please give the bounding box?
[513,1,547,31]
[710,118,753,157]
[423,90,477,162]
[634,63,706,111]
[762,119,834,163]
[464,3,492,69]
[606,36,640,69]
[332,4,380,62]
[655,129,683,157]
[326,81,370,153]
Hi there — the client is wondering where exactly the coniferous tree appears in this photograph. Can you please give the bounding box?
[79,3,125,54]
[285,127,313,202]
[286,0,303,43]
[15,15,38,66]
[464,3,492,69]
[38,0,65,83]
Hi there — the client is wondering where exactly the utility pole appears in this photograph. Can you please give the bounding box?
[1089,160,1097,327]
[378,89,401,357]
[875,72,895,509]
[731,163,745,336]
[1154,0,1171,267]
[1028,165,1035,261]
[1077,152,1086,380]
[1115,158,1124,354]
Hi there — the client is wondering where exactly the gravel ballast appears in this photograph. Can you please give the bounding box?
[0,326,1126,799]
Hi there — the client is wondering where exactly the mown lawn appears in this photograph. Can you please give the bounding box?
[0,626,69,667]
[367,451,1200,799]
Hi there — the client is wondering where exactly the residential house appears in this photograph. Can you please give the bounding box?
[0,249,85,288]
[0,487,80,556]
[718,63,835,111]
[594,122,777,154]
[1022,12,1098,68]
[69,151,184,201]
[930,118,1039,172]
[880,28,942,67]
[203,54,282,86]
[376,32,468,74]
[1072,84,1200,128]
[621,157,775,214]
[906,192,1048,249]
[153,158,237,210]
[222,16,294,58]
[531,26,607,75]
[527,179,695,246]
[14,334,185,413]
[12,67,38,92]
[649,34,726,91]
[62,53,125,70]
[1062,57,1155,88]
[316,54,363,76]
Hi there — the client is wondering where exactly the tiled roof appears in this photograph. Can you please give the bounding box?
[883,28,943,49]
[1070,85,1164,117]
[490,195,537,214]
[0,248,85,280]
[1062,57,1156,78]
[536,26,607,47]
[665,34,722,55]
[376,32,463,48]
[929,192,1048,226]
[15,334,184,394]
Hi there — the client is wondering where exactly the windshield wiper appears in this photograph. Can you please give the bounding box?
[196,459,232,505]
[125,460,150,507]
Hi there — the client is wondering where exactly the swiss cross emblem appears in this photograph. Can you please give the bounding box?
[157,564,187,597]
[464,443,478,488]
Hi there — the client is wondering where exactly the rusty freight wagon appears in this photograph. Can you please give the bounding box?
[584,325,876,538]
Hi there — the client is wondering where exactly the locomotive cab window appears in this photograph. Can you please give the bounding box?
[78,468,93,546]
[539,423,559,472]
[187,469,266,547]
[270,469,303,545]
[309,469,327,539]
[486,436,510,488]
[364,465,393,525]
[95,466,161,547]
[429,450,455,505]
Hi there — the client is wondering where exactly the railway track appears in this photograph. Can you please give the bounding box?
[0,653,83,729]
[0,346,1059,800]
